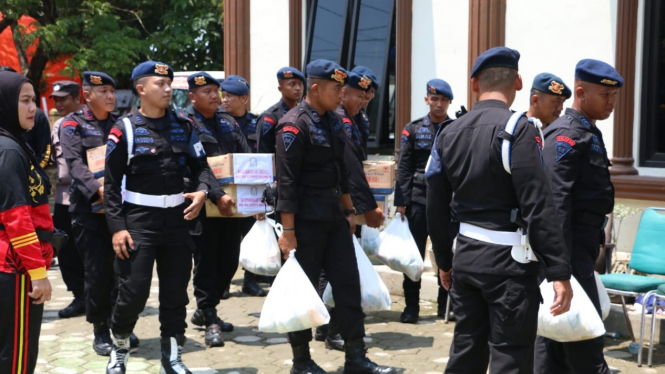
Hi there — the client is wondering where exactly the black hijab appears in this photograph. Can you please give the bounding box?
[0,71,51,192]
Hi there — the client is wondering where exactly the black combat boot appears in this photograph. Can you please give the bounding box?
[190,309,234,332]
[202,308,224,347]
[159,335,192,374]
[343,339,396,374]
[399,290,419,324]
[314,324,328,342]
[324,320,344,351]
[129,333,140,350]
[93,321,113,356]
[106,333,130,374]
[242,271,267,296]
[290,344,326,374]
[58,297,85,318]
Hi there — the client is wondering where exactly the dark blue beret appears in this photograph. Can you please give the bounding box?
[306,59,349,85]
[277,67,305,83]
[531,73,571,99]
[426,79,453,100]
[187,72,220,90]
[351,66,378,89]
[346,71,373,91]
[83,71,115,88]
[470,47,520,78]
[575,59,624,88]
[221,75,250,95]
[131,61,173,81]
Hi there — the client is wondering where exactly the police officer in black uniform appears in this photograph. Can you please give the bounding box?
[256,67,305,154]
[184,72,250,347]
[336,71,385,228]
[103,61,215,374]
[426,47,573,374]
[526,73,571,130]
[351,66,378,152]
[394,79,454,324]
[61,71,140,356]
[276,59,395,374]
[534,59,622,374]
[220,75,267,296]
[313,71,385,352]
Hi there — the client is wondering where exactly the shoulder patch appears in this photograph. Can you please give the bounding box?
[556,136,576,146]
[402,130,410,137]
[62,120,78,128]
[110,128,123,138]
[535,136,543,149]
[282,132,296,151]
[264,116,276,125]
[342,117,352,124]
[283,126,300,135]
[556,142,574,162]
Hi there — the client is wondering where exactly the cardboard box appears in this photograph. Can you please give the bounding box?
[205,184,270,218]
[208,153,275,185]
[86,145,106,214]
[354,194,390,226]
[363,160,396,194]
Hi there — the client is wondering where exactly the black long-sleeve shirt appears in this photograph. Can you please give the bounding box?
[187,106,251,203]
[257,99,291,154]
[336,106,377,215]
[542,108,614,275]
[275,101,350,222]
[426,100,571,282]
[103,109,215,233]
[60,107,115,213]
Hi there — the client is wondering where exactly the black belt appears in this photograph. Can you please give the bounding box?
[574,210,608,229]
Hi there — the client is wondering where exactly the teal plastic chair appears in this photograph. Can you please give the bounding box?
[599,207,665,367]
[641,284,665,367]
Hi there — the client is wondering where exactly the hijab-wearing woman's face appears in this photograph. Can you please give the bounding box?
[18,83,37,131]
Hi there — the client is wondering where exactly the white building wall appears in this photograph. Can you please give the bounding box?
[506,0,618,157]
[411,0,469,122]
[250,0,290,114]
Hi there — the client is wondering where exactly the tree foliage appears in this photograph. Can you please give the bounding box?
[0,0,224,95]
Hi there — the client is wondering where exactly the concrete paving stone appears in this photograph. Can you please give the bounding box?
[37,267,665,374]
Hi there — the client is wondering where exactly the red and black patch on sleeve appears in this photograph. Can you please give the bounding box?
[535,136,543,150]
[342,117,352,125]
[108,128,123,144]
[402,130,410,137]
[264,116,276,125]
[556,136,575,146]
[62,120,78,128]
[283,126,300,135]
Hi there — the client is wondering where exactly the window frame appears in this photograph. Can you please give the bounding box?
[639,0,665,168]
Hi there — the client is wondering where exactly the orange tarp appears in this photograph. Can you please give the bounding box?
[0,14,81,113]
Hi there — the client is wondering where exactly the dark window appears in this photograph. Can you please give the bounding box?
[348,0,396,147]
[640,0,665,167]
[306,0,350,63]
[306,0,396,150]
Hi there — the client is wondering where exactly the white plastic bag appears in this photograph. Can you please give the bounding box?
[375,213,424,282]
[239,218,281,276]
[361,225,381,256]
[595,271,611,321]
[322,236,392,312]
[537,276,606,342]
[258,250,330,333]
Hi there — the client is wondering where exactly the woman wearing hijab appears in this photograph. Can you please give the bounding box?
[0,71,54,374]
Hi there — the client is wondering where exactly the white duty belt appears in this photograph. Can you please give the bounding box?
[124,191,185,208]
[458,222,538,264]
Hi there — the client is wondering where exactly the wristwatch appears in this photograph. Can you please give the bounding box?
[343,208,356,216]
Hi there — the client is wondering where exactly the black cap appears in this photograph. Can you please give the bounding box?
[50,81,80,98]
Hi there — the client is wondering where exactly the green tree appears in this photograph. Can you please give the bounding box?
[0,0,224,98]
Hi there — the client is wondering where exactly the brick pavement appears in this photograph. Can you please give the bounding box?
[35,266,664,374]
